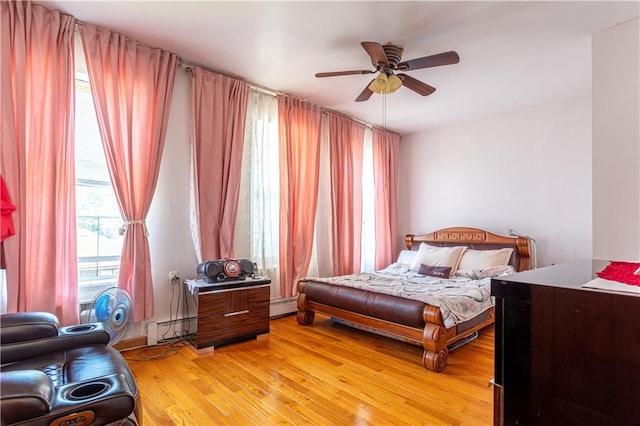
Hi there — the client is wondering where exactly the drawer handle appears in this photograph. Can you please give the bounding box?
[224,310,249,317]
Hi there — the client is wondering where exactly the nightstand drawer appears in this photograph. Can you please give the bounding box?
[192,281,270,349]
[197,305,269,347]
[197,286,259,317]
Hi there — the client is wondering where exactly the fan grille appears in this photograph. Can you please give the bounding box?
[80,287,133,345]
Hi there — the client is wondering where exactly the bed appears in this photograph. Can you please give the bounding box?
[296,227,532,372]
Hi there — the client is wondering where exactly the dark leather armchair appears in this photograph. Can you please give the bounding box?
[1,312,141,425]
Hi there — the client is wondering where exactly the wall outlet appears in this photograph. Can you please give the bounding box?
[169,271,179,284]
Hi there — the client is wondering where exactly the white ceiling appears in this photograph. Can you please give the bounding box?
[39,1,639,135]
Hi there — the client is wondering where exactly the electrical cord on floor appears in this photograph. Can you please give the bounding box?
[145,273,195,350]
[127,280,190,362]
[126,274,200,361]
[124,339,186,361]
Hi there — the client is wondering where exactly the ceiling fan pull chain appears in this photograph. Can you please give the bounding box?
[383,93,387,129]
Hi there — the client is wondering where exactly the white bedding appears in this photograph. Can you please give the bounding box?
[308,262,515,328]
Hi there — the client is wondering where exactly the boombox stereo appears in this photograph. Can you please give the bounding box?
[196,258,255,283]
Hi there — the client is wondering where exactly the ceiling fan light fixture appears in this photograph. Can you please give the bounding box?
[386,74,402,93]
[368,72,402,95]
[369,73,388,94]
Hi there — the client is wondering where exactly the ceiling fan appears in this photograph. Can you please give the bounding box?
[315,41,460,102]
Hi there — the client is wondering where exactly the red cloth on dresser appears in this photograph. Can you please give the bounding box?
[596,261,640,286]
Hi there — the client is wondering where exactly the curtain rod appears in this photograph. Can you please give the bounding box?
[176,60,390,133]
[76,34,390,134]
[178,60,278,97]
[323,109,374,130]
[323,108,400,135]
[69,11,395,135]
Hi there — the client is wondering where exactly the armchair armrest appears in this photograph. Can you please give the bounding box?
[1,323,110,364]
[0,370,53,425]
[0,312,60,344]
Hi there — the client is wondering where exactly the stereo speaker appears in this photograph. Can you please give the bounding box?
[197,258,255,283]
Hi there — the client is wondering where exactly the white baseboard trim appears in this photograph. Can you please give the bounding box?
[146,316,197,345]
[146,321,157,346]
[269,297,297,318]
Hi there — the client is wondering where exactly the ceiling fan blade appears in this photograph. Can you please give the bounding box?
[355,80,375,102]
[397,74,436,96]
[397,51,460,71]
[315,70,375,78]
[361,41,388,66]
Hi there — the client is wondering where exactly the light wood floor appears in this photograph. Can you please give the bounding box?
[124,314,494,425]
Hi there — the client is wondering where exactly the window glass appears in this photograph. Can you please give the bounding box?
[75,74,122,303]
[234,89,281,298]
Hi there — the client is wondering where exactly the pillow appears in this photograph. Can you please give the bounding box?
[458,248,514,271]
[409,243,467,277]
[396,249,418,266]
[477,265,516,278]
[417,264,452,278]
[456,265,517,279]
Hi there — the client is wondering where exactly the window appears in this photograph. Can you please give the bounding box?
[234,89,281,298]
[74,74,122,304]
[361,128,376,272]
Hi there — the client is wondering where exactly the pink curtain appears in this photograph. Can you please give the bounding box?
[372,128,400,270]
[328,113,365,275]
[79,23,177,322]
[278,96,322,297]
[1,1,78,324]
[191,67,249,260]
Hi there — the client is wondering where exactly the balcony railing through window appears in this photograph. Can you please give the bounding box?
[77,215,122,285]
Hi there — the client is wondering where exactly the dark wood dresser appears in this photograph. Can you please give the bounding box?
[491,260,640,426]
[185,277,271,349]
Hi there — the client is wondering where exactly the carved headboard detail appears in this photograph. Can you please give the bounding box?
[432,230,486,241]
[405,226,532,272]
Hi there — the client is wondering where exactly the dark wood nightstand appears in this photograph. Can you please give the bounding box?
[185,277,271,349]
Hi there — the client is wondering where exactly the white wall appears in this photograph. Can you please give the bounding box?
[143,18,640,331]
[147,70,198,326]
[398,94,593,267]
[592,18,640,261]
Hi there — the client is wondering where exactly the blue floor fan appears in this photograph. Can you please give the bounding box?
[81,287,133,345]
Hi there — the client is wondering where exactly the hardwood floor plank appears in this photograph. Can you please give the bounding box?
[125,314,494,425]
[267,320,485,424]
[221,352,343,425]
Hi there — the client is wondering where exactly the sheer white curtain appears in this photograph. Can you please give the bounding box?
[234,89,281,298]
[234,97,378,303]
[308,113,332,278]
[361,127,376,272]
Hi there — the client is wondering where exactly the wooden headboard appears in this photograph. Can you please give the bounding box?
[405,226,532,272]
